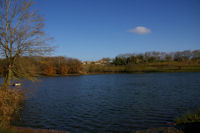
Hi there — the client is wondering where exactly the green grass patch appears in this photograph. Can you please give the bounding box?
[0,128,15,133]
[83,64,200,74]
[175,107,200,125]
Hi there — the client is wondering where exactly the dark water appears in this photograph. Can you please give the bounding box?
[16,72,200,133]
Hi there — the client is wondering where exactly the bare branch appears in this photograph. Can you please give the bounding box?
[0,0,54,87]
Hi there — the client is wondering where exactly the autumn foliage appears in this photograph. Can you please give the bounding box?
[0,56,83,77]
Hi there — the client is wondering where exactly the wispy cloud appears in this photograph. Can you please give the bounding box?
[128,26,151,35]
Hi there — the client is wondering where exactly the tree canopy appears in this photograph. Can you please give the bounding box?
[0,0,53,88]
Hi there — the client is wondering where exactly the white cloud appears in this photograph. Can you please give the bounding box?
[128,26,151,35]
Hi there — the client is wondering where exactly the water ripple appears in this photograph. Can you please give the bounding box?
[16,72,200,133]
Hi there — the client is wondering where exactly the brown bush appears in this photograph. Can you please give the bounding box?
[0,88,24,128]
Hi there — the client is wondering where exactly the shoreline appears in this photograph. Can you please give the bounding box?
[36,70,200,77]
[11,122,200,133]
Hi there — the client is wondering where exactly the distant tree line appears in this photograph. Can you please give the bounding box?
[0,50,200,77]
[112,50,200,65]
[0,56,83,76]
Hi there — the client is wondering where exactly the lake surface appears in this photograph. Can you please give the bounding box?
[16,72,200,133]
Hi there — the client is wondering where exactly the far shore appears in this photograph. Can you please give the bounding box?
[37,69,200,77]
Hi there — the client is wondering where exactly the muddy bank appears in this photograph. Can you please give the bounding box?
[12,127,69,133]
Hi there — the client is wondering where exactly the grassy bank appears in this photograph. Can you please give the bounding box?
[83,62,200,74]
[134,107,200,133]
[175,107,200,125]
[32,63,200,77]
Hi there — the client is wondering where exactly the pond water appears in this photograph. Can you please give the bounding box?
[15,72,200,133]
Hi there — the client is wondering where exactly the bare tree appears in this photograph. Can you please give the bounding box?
[0,0,53,89]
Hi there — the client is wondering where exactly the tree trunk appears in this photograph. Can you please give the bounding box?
[2,65,12,89]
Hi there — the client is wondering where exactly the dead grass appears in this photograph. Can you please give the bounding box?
[0,88,24,128]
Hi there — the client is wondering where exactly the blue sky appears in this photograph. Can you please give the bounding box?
[34,0,200,61]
